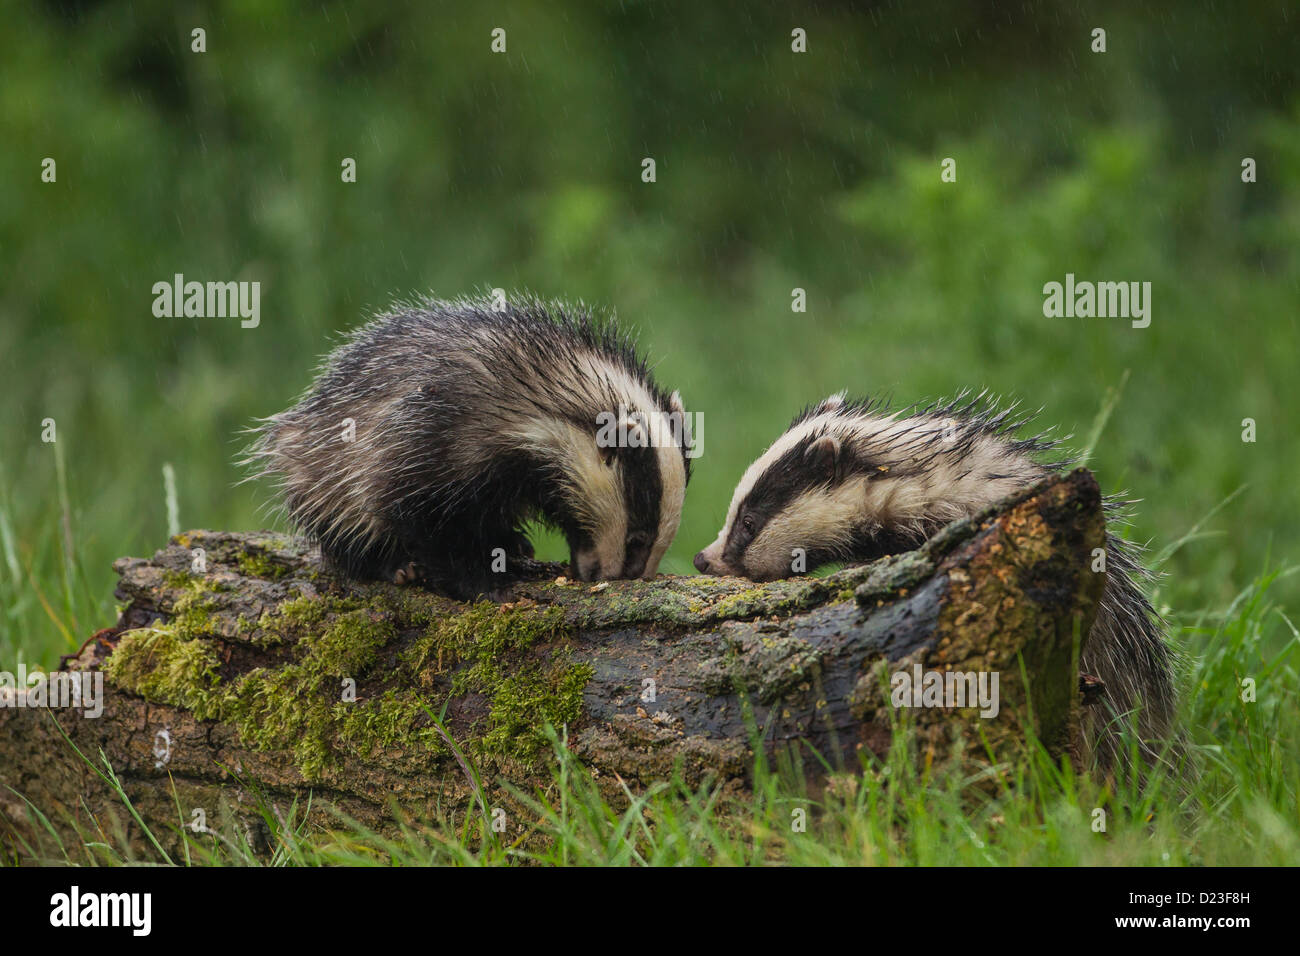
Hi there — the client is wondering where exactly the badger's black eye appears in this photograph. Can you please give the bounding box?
[741,514,756,535]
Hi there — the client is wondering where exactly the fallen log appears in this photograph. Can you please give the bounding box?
[0,470,1105,859]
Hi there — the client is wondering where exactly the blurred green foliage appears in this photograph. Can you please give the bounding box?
[2,0,1297,663]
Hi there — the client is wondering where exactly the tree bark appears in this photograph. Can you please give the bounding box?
[0,470,1105,859]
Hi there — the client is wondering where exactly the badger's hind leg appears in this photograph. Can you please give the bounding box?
[1079,557,1184,781]
[316,531,404,583]
[309,522,438,590]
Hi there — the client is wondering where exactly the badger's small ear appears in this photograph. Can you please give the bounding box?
[815,392,847,415]
[623,415,648,449]
[668,390,693,448]
[594,411,619,465]
[804,434,842,484]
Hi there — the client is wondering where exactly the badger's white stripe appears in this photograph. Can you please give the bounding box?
[586,358,687,578]
[511,414,628,577]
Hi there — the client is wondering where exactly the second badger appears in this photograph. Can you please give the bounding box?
[249,296,692,599]
[695,392,1180,774]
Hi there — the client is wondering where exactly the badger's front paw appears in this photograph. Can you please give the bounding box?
[392,561,423,586]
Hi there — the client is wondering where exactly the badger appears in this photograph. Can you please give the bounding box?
[694,392,1180,775]
[247,296,692,600]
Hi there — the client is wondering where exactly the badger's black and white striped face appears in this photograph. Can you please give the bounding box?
[695,393,1048,581]
[514,385,691,582]
[568,403,689,581]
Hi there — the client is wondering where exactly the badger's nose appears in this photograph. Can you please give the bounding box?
[693,551,711,574]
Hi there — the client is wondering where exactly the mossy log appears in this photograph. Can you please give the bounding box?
[1,470,1105,858]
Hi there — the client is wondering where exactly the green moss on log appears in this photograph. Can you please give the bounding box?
[235,550,289,579]
[408,601,593,762]
[105,585,595,781]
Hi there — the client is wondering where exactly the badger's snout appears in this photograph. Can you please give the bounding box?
[694,540,732,576]
[571,548,604,582]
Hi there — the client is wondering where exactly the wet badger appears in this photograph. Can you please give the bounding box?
[694,392,1180,774]
[249,296,691,600]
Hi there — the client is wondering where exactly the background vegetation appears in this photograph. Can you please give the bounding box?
[2,1,1297,864]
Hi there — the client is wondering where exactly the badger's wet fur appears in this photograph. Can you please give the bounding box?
[248,296,691,600]
[695,392,1179,775]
